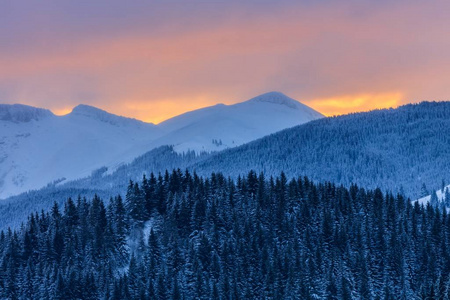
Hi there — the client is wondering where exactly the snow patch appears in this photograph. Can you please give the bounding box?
[414,184,450,206]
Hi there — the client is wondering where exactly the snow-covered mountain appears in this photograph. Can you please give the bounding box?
[187,101,450,198]
[0,104,163,199]
[0,92,323,198]
[155,92,323,153]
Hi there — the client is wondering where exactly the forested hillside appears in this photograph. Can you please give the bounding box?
[2,101,450,232]
[195,101,450,197]
[1,170,449,299]
[0,92,321,199]
[0,146,210,231]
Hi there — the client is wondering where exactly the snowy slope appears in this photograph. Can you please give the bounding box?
[0,92,323,198]
[415,185,450,206]
[0,104,163,198]
[155,92,324,153]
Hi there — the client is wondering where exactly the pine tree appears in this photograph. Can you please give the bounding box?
[3,170,450,299]
[430,190,439,207]
[126,181,147,222]
[421,183,429,197]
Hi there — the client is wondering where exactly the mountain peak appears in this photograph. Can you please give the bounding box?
[0,104,54,122]
[247,91,303,109]
[71,104,109,116]
[70,104,152,126]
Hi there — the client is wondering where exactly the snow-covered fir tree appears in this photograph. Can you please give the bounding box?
[0,170,449,299]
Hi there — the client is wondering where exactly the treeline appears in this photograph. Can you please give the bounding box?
[1,170,449,299]
[195,101,450,197]
[0,145,209,232]
[6,101,450,233]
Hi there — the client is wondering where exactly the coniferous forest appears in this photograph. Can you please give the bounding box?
[4,102,450,233]
[1,170,449,299]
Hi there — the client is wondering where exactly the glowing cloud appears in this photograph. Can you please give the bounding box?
[307,93,404,116]
[1,1,449,121]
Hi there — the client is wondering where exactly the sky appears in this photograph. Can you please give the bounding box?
[1,0,450,123]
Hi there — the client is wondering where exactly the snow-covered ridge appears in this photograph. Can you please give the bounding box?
[0,104,54,122]
[155,92,324,153]
[0,92,323,198]
[247,91,305,110]
[70,104,152,127]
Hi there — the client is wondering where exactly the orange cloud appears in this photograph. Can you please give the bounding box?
[1,1,450,122]
[306,93,403,116]
[0,13,310,80]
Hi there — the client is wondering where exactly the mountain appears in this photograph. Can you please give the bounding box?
[0,92,322,198]
[3,101,450,231]
[0,104,53,122]
[192,101,450,197]
[156,92,323,153]
[0,104,162,199]
[59,101,450,200]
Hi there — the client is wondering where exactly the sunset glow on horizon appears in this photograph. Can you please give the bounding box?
[50,92,406,124]
[2,0,450,122]
[306,92,404,117]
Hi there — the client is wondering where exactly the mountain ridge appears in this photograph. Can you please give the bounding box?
[2,91,315,124]
[69,104,154,127]
[3,101,450,231]
[0,104,54,122]
[0,92,322,198]
[246,91,308,109]
[191,101,450,197]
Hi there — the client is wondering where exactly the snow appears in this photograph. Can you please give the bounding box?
[0,108,163,199]
[0,104,53,122]
[0,92,323,198]
[143,217,159,245]
[415,184,450,206]
[156,91,323,153]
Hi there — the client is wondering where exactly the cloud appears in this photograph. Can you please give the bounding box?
[306,93,403,116]
[1,0,449,122]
